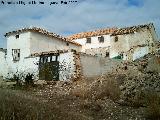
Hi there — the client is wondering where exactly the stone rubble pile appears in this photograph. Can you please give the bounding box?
[116,54,160,106]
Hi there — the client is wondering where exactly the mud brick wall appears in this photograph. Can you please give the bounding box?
[79,53,122,78]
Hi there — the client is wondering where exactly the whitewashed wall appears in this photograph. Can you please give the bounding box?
[110,28,156,60]
[5,32,33,79]
[80,54,122,77]
[4,51,76,81]
[0,51,7,78]
[74,35,111,52]
[132,46,149,61]
[58,51,75,81]
[4,31,80,80]
[30,32,81,53]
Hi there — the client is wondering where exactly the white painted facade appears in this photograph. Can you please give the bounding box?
[110,27,157,61]
[30,32,81,53]
[73,24,157,61]
[132,46,149,61]
[6,32,31,78]
[0,50,7,78]
[58,51,75,80]
[74,35,111,52]
[22,51,76,81]
[1,30,81,80]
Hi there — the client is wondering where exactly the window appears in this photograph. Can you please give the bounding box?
[98,36,104,43]
[106,52,109,57]
[48,56,51,62]
[86,38,91,43]
[40,57,43,63]
[12,49,20,61]
[114,36,118,42]
[66,42,69,46]
[15,34,19,39]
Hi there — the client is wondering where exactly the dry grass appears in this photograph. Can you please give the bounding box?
[0,88,86,120]
[70,75,121,101]
[145,91,160,120]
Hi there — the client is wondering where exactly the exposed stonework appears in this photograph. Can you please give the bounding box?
[110,23,157,60]
[85,47,110,57]
[72,50,82,79]
[30,50,69,57]
[111,23,155,36]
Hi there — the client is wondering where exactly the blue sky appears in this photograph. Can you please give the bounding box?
[0,0,160,48]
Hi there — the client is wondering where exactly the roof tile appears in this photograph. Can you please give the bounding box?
[66,23,154,40]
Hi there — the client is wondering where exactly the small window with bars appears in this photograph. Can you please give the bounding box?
[12,49,20,61]
[115,36,118,42]
[98,36,104,43]
[15,34,19,39]
[86,38,91,43]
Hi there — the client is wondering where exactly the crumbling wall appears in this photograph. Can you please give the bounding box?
[132,46,149,60]
[58,51,76,81]
[110,28,156,61]
[85,47,109,57]
[72,51,82,79]
[79,53,122,77]
[74,35,111,52]
[145,55,160,73]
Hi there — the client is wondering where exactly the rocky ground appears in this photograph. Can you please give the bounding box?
[0,54,160,120]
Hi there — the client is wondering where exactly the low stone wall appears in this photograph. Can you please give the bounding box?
[79,53,122,77]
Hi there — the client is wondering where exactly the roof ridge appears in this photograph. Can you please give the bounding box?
[111,23,154,36]
[66,27,117,41]
[66,23,154,40]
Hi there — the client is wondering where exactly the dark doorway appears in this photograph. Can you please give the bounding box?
[39,55,59,81]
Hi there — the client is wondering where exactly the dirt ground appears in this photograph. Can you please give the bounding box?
[0,85,146,120]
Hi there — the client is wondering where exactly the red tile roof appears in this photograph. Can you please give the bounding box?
[111,23,154,36]
[66,23,154,40]
[66,28,117,41]
[4,27,81,46]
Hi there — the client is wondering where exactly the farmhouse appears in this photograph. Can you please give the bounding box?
[0,23,158,80]
[67,23,158,60]
[1,27,82,80]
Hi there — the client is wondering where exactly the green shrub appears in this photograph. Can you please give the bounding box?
[25,73,34,86]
